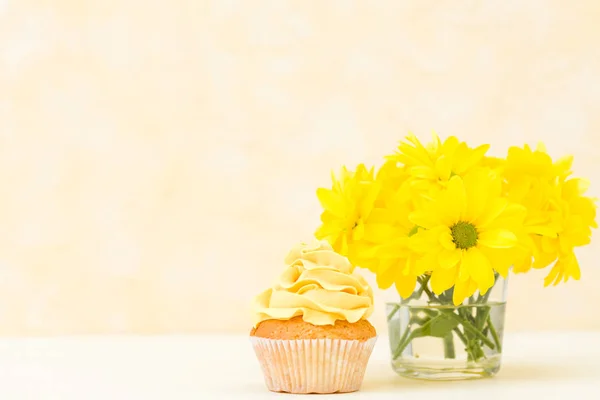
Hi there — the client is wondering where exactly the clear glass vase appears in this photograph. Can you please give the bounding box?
[386,274,508,380]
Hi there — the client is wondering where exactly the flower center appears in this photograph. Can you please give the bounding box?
[450,221,478,249]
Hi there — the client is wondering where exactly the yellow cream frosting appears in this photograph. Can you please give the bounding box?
[252,241,374,327]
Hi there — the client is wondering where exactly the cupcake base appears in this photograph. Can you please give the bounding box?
[250,336,377,394]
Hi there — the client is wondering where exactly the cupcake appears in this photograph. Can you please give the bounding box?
[250,241,377,394]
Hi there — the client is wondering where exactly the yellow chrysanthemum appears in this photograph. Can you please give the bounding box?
[481,155,506,171]
[503,144,560,273]
[314,164,376,253]
[315,135,595,305]
[408,169,526,305]
[539,178,597,286]
[503,144,597,286]
[314,164,382,269]
[374,160,410,202]
[504,143,556,182]
[386,132,490,196]
[362,162,425,298]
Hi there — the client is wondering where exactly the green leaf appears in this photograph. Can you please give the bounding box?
[406,313,459,342]
[426,314,460,338]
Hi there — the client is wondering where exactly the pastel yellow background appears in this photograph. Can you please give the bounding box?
[0,1,599,336]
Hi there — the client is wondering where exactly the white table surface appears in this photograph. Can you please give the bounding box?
[0,332,598,399]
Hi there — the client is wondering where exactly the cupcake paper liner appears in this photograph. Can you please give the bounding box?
[250,336,377,394]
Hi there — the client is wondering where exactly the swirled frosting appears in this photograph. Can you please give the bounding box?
[252,241,374,327]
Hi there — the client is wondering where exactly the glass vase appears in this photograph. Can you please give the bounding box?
[386,274,507,380]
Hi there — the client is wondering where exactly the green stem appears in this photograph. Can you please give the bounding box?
[448,308,493,361]
[420,308,438,318]
[421,283,436,303]
[424,307,491,359]
[393,313,439,359]
[393,277,435,359]
[475,306,491,330]
[393,329,416,360]
[487,314,502,352]
[446,312,495,349]
[467,340,486,361]
[403,275,430,304]
[479,289,493,304]
[387,304,400,322]
[453,327,468,346]
[392,321,413,359]
[443,334,455,359]
[482,326,490,338]
[454,327,476,362]
[388,274,432,322]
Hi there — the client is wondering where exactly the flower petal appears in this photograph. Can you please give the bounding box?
[366,208,394,223]
[478,229,518,249]
[411,166,437,180]
[435,155,452,181]
[337,235,349,256]
[438,176,466,225]
[463,247,495,293]
[398,134,432,165]
[455,144,490,174]
[463,169,489,222]
[363,223,397,242]
[439,230,456,251]
[409,210,439,230]
[438,248,461,269]
[410,227,446,253]
[359,182,381,218]
[314,220,341,240]
[457,251,470,282]
[352,220,365,241]
[479,246,513,278]
[477,198,508,228]
[430,265,458,294]
[452,278,477,305]
[375,259,397,289]
[414,252,438,275]
[543,263,561,287]
[395,273,418,299]
[316,188,345,217]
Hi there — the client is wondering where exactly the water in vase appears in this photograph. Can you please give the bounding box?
[387,301,506,380]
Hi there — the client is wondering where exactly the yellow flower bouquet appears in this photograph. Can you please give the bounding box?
[314,133,597,380]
